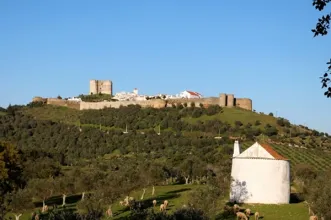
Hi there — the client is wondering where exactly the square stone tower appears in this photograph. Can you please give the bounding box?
[89,80,113,95]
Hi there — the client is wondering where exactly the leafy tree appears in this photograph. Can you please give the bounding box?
[22,157,61,180]
[264,124,278,136]
[234,121,243,127]
[28,177,56,211]
[72,169,100,201]
[293,164,317,192]
[5,188,34,220]
[192,109,203,118]
[311,0,331,97]
[56,176,76,207]
[276,118,285,127]
[0,141,22,187]
[306,171,331,218]
[245,123,252,129]
[179,158,194,184]
[254,120,261,126]
[0,141,23,218]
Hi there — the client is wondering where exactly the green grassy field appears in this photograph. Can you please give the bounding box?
[112,184,198,219]
[4,184,309,220]
[184,107,278,128]
[0,111,6,116]
[243,203,307,220]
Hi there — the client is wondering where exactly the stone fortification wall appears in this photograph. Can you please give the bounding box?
[80,98,221,110]
[80,99,166,110]
[235,98,252,111]
[32,96,47,103]
[47,98,80,110]
[167,97,220,107]
[38,94,253,111]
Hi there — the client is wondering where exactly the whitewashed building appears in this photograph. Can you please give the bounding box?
[229,141,290,204]
[67,97,82,102]
[179,90,202,99]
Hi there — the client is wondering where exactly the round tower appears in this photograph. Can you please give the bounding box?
[227,94,234,107]
[220,93,227,107]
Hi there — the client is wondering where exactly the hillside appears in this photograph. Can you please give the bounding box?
[17,104,331,169]
[9,103,331,171]
[1,103,330,219]
[23,104,331,149]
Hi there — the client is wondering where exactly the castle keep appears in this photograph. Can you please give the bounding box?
[89,80,113,95]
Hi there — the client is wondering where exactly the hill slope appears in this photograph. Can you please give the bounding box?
[19,104,331,171]
[0,103,329,219]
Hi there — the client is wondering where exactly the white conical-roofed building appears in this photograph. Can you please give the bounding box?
[229,141,290,204]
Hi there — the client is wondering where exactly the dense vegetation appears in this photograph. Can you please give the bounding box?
[77,94,115,102]
[1,103,331,219]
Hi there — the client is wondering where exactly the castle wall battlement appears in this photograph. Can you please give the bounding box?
[47,98,80,110]
[37,94,252,111]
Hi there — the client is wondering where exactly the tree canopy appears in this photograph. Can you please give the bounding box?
[312,0,331,97]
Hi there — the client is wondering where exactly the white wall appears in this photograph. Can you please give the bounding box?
[236,142,274,159]
[230,158,290,204]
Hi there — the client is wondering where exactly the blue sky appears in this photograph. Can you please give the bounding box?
[1,0,331,133]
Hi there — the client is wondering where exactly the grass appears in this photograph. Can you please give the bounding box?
[23,105,82,124]
[243,203,308,220]
[112,184,198,219]
[184,107,278,128]
[4,184,198,220]
[4,184,310,220]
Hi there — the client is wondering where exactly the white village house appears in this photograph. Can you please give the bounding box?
[230,141,290,204]
[179,90,203,99]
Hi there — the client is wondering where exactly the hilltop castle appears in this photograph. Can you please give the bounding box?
[33,79,253,111]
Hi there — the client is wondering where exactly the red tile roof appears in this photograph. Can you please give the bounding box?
[186,91,201,96]
[259,143,288,160]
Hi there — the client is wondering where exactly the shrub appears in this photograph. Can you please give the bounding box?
[192,109,203,118]
[27,101,45,108]
[234,121,243,127]
[206,105,222,116]
[264,125,278,136]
